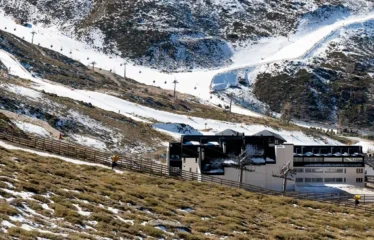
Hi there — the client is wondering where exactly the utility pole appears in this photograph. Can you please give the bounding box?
[237,148,255,187]
[91,61,96,70]
[238,150,246,185]
[272,161,295,194]
[282,168,293,194]
[120,62,127,79]
[228,93,234,113]
[31,31,36,44]
[173,78,179,99]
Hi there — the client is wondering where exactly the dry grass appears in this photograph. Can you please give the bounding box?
[0,147,373,239]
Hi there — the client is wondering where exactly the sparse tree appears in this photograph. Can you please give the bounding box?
[264,105,272,117]
[280,102,292,124]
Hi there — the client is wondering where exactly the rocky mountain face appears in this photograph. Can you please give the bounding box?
[254,19,374,128]
[0,0,372,71]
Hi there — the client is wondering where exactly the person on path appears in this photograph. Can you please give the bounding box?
[354,195,360,208]
[112,155,119,170]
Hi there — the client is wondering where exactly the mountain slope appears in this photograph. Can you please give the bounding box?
[253,19,374,128]
[1,1,373,70]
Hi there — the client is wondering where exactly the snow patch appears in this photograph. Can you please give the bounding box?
[73,204,91,216]
[13,121,50,137]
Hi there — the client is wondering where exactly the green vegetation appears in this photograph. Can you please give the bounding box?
[254,69,331,121]
[0,147,373,239]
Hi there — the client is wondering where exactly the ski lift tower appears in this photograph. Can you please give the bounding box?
[272,161,295,194]
[237,148,256,187]
[172,77,179,99]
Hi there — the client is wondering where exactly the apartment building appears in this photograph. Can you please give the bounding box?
[293,145,365,187]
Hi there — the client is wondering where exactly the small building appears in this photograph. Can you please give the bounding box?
[293,145,365,188]
[167,130,366,191]
[167,130,294,191]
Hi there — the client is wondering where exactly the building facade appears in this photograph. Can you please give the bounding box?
[293,145,365,188]
[167,130,365,191]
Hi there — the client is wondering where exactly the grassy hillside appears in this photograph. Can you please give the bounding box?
[0,147,373,239]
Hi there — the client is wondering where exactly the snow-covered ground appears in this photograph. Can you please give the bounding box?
[72,134,107,150]
[1,10,374,117]
[0,47,345,145]
[349,137,374,153]
[13,121,50,137]
[1,83,42,100]
[296,184,374,195]
[2,10,374,146]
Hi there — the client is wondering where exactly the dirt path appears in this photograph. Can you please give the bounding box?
[94,68,122,87]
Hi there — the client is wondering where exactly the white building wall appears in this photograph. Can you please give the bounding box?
[243,167,267,188]
[182,157,201,174]
[212,167,240,182]
[346,167,365,187]
[365,164,374,175]
[275,144,294,167]
[212,144,295,192]
[294,167,365,187]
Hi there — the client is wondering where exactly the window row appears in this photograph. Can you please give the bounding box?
[295,168,364,174]
[296,178,345,183]
[293,157,363,162]
[296,178,364,183]
[295,168,344,173]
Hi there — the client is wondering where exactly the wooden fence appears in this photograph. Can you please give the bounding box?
[0,127,374,214]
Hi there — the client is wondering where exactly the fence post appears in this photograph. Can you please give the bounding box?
[161,165,163,176]
[43,138,45,151]
[150,161,153,175]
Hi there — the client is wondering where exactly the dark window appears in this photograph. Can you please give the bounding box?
[356,178,363,183]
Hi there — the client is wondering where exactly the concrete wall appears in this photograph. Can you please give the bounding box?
[182,157,201,174]
[212,166,293,191]
[365,164,374,175]
[212,167,240,182]
[201,144,295,191]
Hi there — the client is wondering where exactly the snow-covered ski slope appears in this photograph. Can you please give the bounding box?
[0,49,342,145]
[211,11,374,88]
[1,10,374,100]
